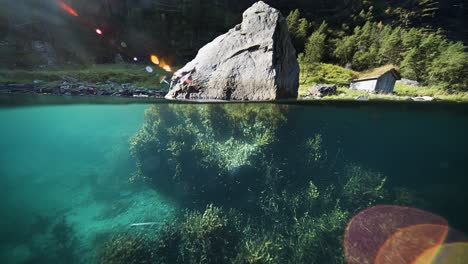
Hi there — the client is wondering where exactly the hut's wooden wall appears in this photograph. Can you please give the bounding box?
[375,71,396,93]
[350,79,378,93]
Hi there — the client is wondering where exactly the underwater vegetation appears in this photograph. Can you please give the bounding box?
[130,104,288,207]
[118,103,430,263]
[99,231,157,264]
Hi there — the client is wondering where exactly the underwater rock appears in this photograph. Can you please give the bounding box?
[166,1,299,101]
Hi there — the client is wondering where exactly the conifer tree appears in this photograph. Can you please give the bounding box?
[302,22,327,63]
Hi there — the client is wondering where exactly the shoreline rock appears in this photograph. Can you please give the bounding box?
[0,82,167,98]
[166,1,299,101]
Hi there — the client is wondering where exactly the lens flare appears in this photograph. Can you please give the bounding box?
[133,57,138,62]
[57,1,79,17]
[150,55,160,65]
[344,205,448,264]
[95,29,103,35]
[375,224,448,264]
[162,65,172,72]
[415,243,468,264]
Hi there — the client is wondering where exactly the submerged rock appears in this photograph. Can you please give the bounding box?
[166,1,299,101]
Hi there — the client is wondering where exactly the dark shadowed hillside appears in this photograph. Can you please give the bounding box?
[0,0,465,68]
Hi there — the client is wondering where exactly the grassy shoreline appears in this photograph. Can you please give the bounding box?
[1,63,468,102]
[0,64,170,90]
[299,63,468,102]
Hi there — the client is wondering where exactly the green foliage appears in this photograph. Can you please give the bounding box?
[379,26,404,65]
[341,165,387,211]
[305,134,326,163]
[151,205,242,264]
[130,104,288,203]
[179,205,241,264]
[98,232,156,264]
[239,238,279,264]
[286,9,311,52]
[286,9,301,34]
[301,22,327,63]
[333,35,357,65]
[299,63,358,96]
[427,42,468,91]
[326,19,467,90]
[386,0,439,29]
[128,102,416,264]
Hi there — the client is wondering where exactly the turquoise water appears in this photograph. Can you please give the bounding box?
[0,97,467,263]
[0,103,176,263]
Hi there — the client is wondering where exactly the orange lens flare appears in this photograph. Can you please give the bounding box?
[344,205,449,264]
[162,65,172,72]
[415,243,468,264]
[57,1,79,17]
[375,224,449,264]
[150,55,160,65]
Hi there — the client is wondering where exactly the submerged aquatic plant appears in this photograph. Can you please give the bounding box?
[98,231,156,264]
[306,134,326,164]
[126,103,422,263]
[130,104,288,205]
[240,238,279,264]
[341,164,387,211]
[151,204,243,264]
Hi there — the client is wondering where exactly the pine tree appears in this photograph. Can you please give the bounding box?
[333,35,357,66]
[302,22,327,64]
[286,9,301,36]
[351,22,379,70]
[428,42,468,90]
[286,9,310,52]
[379,26,404,65]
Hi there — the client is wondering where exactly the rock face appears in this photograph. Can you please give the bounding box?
[165,1,299,101]
[308,84,337,97]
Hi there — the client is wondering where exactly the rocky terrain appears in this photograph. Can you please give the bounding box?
[0,80,167,98]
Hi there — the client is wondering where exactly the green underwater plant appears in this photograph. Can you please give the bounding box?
[130,104,289,205]
[305,134,326,164]
[98,231,156,264]
[239,237,279,264]
[126,103,415,263]
[341,164,388,211]
[150,204,242,264]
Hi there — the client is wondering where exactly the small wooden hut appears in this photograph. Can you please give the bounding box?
[350,68,400,93]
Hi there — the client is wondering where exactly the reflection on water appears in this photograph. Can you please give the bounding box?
[0,96,467,263]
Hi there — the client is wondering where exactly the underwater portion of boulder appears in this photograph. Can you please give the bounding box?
[165,1,299,101]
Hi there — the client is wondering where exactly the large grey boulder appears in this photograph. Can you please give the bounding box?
[165,1,299,101]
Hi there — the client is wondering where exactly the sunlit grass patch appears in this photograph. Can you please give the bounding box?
[0,64,170,89]
[298,62,468,101]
